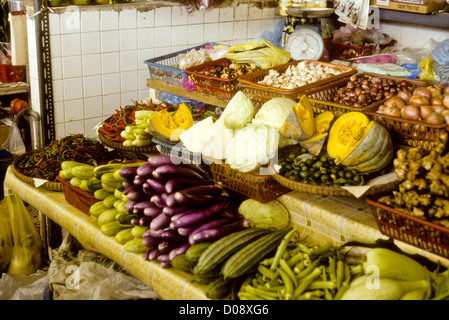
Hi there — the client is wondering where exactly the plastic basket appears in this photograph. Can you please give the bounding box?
[366,195,449,259]
[324,39,396,60]
[56,176,98,215]
[152,137,203,164]
[0,64,25,82]
[185,58,241,100]
[208,162,290,203]
[237,60,357,107]
[144,43,219,87]
[305,73,428,117]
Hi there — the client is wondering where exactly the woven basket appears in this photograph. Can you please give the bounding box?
[12,153,63,191]
[237,60,357,107]
[98,129,159,154]
[366,195,449,259]
[56,177,98,215]
[305,73,428,117]
[208,162,289,203]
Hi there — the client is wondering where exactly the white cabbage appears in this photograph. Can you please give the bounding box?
[179,117,214,153]
[201,120,234,160]
[222,91,255,130]
[225,123,279,173]
[252,97,297,130]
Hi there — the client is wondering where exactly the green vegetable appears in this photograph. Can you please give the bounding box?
[222,91,255,130]
[115,228,134,244]
[238,199,290,230]
[71,165,95,180]
[123,238,147,253]
[93,162,143,179]
[89,201,107,217]
[185,242,213,263]
[97,208,118,226]
[131,225,147,238]
[205,277,233,299]
[70,177,83,188]
[94,189,113,200]
[100,220,126,237]
[103,194,118,208]
[171,254,197,273]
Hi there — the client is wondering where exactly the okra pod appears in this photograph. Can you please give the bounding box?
[279,259,298,288]
[293,267,323,299]
[278,268,294,299]
[296,257,321,280]
[287,251,304,267]
[244,285,279,300]
[336,260,345,289]
[258,264,277,280]
[270,228,297,271]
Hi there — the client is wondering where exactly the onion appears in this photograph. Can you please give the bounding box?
[419,105,434,120]
[384,96,406,108]
[409,95,430,107]
[432,105,446,114]
[441,109,449,117]
[426,112,445,125]
[413,87,432,100]
[443,94,449,108]
[427,85,442,97]
[397,90,412,102]
[402,105,420,121]
[444,86,449,95]
[382,105,401,117]
[431,97,444,105]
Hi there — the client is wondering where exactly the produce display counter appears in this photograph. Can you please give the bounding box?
[4,165,449,300]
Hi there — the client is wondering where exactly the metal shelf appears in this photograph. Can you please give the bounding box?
[379,8,449,28]
[0,83,30,96]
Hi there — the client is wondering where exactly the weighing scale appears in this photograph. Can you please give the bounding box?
[282,7,334,60]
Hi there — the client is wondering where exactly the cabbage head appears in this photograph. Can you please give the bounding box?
[222,91,255,130]
[252,97,297,130]
[238,199,290,230]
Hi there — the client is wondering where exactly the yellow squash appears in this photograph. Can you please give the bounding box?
[149,103,194,141]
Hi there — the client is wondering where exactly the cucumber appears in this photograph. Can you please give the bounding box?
[185,242,213,263]
[97,208,118,226]
[94,189,113,200]
[93,162,143,179]
[100,220,126,237]
[87,177,102,192]
[101,172,120,187]
[59,168,74,180]
[79,179,90,192]
[89,201,107,217]
[123,238,147,253]
[131,225,147,239]
[103,194,118,208]
[171,253,197,273]
[114,199,127,213]
[116,213,139,227]
[115,227,134,244]
[61,160,90,170]
[71,165,95,180]
[70,176,83,188]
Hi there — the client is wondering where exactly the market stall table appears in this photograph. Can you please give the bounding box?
[4,166,449,300]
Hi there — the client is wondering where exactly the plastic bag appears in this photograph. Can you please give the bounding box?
[225,40,291,69]
[1,117,25,156]
[432,39,449,65]
[0,198,13,274]
[5,189,42,275]
[418,56,438,81]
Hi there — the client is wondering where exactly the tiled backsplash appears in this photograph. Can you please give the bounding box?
[25,3,449,140]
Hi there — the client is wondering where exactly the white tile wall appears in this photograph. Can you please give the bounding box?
[26,3,449,141]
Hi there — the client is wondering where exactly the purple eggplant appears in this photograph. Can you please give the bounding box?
[157,253,170,264]
[176,185,223,197]
[160,193,169,203]
[154,164,205,180]
[142,182,156,196]
[123,184,141,195]
[180,163,208,178]
[122,180,132,189]
[131,217,140,225]
[151,170,168,182]
[157,240,172,254]
[146,178,166,194]
[132,201,154,214]
[143,249,151,260]
[187,218,234,243]
[133,175,147,186]
[147,155,177,167]
[189,219,251,245]
[169,243,190,261]
[170,196,229,229]
[149,212,170,231]
[139,216,151,226]
[150,194,166,208]
[127,190,150,202]
[170,210,195,222]
[149,248,161,260]
[124,200,137,213]
[144,228,163,238]
[161,228,187,242]
[163,206,189,217]
[136,162,154,177]
[164,178,215,194]
[160,261,171,268]
[142,235,159,248]
[177,225,197,236]
[143,206,162,218]
[165,193,177,207]
[119,166,140,180]
[173,193,219,209]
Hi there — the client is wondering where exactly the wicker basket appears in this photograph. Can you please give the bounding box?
[365,111,448,151]
[324,39,396,60]
[12,153,63,191]
[237,60,357,107]
[185,58,241,100]
[208,162,290,203]
[366,196,449,259]
[56,177,98,215]
[305,73,428,117]
[98,129,159,154]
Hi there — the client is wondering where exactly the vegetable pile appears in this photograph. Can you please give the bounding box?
[16,134,127,182]
[377,132,449,226]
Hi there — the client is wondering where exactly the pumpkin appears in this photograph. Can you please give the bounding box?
[9,98,29,115]
[327,112,393,173]
[279,95,314,141]
[149,103,194,141]
[299,111,335,156]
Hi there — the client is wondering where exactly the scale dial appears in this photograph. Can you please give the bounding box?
[285,28,324,61]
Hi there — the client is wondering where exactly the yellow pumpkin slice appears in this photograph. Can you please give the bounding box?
[293,95,315,138]
[327,112,393,173]
[149,103,194,141]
